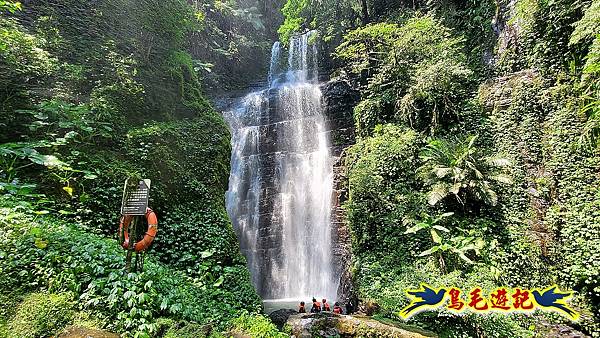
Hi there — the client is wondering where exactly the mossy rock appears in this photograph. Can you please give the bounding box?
[7,293,75,338]
[57,326,119,338]
[160,320,214,338]
[287,313,436,338]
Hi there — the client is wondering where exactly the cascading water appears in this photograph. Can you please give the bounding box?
[225,31,338,302]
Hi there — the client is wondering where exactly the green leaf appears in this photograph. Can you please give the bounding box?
[34,238,48,249]
[432,225,450,233]
[64,131,78,139]
[30,154,69,169]
[419,246,439,256]
[428,184,448,205]
[123,290,135,300]
[213,275,224,287]
[160,298,168,311]
[63,186,73,196]
[84,172,98,180]
[430,229,442,244]
[404,222,429,234]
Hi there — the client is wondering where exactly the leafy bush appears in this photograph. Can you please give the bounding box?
[524,0,590,76]
[278,0,309,44]
[0,1,21,13]
[230,312,288,338]
[353,98,391,139]
[345,124,424,261]
[355,259,535,338]
[0,17,57,115]
[5,112,261,315]
[278,0,360,45]
[0,197,260,337]
[571,2,600,148]
[404,212,486,274]
[336,15,473,135]
[158,318,220,338]
[6,292,75,338]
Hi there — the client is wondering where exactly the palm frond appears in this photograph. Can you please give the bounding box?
[427,183,449,206]
[432,166,451,178]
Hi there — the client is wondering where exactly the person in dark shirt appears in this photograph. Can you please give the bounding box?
[298,301,306,313]
[345,298,354,315]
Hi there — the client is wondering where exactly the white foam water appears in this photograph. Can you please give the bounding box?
[225,31,337,302]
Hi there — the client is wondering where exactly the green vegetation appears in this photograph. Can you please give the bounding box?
[280,0,600,336]
[230,312,289,338]
[2,0,600,336]
[6,293,74,338]
[335,15,473,136]
[0,0,276,336]
[0,197,260,337]
[419,135,512,207]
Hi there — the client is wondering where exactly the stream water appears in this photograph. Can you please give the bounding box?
[224,31,338,302]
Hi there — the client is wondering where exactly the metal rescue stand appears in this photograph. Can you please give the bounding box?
[119,179,153,272]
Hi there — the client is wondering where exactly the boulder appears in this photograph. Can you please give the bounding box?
[286,312,436,338]
[269,308,299,330]
[57,326,119,338]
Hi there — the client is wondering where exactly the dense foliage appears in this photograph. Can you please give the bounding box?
[335,15,473,136]
[279,0,600,336]
[2,0,600,336]
[0,197,261,337]
[0,0,275,336]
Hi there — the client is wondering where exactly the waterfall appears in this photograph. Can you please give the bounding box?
[268,41,280,87]
[225,31,338,301]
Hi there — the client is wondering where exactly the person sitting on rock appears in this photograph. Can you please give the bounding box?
[333,302,342,314]
[298,301,306,313]
[311,297,321,313]
[345,298,354,315]
[322,298,331,311]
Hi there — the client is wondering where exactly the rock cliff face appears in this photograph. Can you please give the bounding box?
[479,70,555,253]
[321,79,360,301]
[492,0,522,62]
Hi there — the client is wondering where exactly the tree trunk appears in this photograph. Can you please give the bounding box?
[360,0,369,24]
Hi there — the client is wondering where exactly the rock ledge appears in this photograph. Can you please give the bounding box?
[286,313,436,338]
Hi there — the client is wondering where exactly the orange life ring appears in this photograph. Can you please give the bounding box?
[119,208,158,252]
